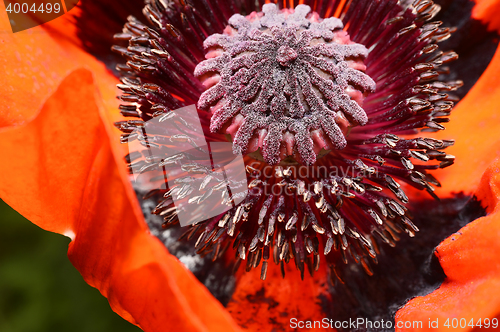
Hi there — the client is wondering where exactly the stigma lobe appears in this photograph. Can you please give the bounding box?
[195,4,375,165]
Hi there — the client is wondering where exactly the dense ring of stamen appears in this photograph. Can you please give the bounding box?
[113,0,461,283]
[195,4,375,165]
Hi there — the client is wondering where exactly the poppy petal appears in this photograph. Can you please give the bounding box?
[473,0,500,33]
[432,45,500,197]
[396,157,500,331]
[0,4,119,130]
[227,263,329,330]
[0,68,240,332]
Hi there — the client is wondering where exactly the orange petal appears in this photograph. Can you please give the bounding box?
[473,0,500,33]
[396,158,500,331]
[227,261,329,331]
[0,69,240,332]
[432,44,500,197]
[0,2,118,130]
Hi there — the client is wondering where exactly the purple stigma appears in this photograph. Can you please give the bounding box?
[195,4,376,165]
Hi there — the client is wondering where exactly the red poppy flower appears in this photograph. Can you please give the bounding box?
[1,1,500,331]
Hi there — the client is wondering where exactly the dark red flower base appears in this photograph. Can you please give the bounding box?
[320,194,485,331]
[434,0,500,98]
[74,0,146,74]
[140,187,485,329]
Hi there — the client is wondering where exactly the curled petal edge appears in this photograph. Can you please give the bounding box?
[396,157,500,331]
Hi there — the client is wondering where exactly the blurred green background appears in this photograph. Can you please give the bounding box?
[0,199,141,332]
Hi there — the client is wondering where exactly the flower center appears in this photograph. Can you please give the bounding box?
[113,0,461,286]
[195,4,375,166]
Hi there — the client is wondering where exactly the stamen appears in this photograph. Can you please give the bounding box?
[112,0,460,283]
